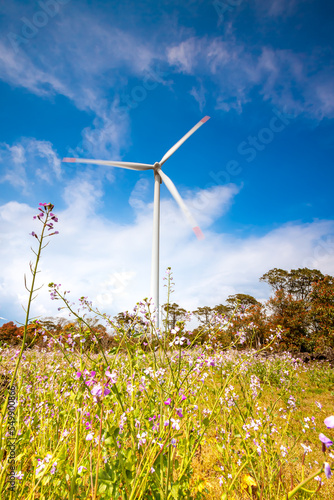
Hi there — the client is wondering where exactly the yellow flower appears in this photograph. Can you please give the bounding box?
[241,474,257,488]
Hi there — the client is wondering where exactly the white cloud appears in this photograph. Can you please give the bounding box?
[129,178,151,210]
[0,138,62,193]
[167,35,334,119]
[1,186,333,325]
[0,6,161,158]
[190,80,206,112]
[254,0,301,18]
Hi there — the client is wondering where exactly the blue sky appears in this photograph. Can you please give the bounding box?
[0,0,333,325]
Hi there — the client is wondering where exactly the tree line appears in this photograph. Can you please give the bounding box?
[1,267,333,353]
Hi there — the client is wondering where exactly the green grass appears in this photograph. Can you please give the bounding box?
[1,344,333,499]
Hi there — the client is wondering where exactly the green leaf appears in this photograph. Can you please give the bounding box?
[171,483,180,499]
[98,483,107,494]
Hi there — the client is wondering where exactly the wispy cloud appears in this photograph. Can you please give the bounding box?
[0,138,61,194]
[0,5,161,158]
[190,80,207,112]
[254,0,301,18]
[167,35,334,119]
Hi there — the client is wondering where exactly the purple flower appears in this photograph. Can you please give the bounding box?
[324,462,332,479]
[324,416,334,429]
[319,433,333,451]
[105,369,117,384]
[175,408,183,418]
[91,384,111,398]
[164,398,171,406]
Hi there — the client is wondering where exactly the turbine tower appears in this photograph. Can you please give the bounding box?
[63,116,210,327]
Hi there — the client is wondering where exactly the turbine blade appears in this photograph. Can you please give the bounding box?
[157,168,204,240]
[159,116,210,166]
[62,158,153,171]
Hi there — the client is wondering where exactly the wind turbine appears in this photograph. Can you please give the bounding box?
[63,116,210,327]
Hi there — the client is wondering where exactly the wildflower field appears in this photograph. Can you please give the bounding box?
[1,203,334,499]
[1,343,334,499]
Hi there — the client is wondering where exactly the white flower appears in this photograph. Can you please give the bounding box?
[35,462,45,475]
[174,336,186,346]
[171,418,180,430]
[280,445,288,457]
[301,443,312,454]
[137,432,147,448]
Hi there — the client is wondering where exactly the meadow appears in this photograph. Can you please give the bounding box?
[1,341,334,499]
[0,203,333,499]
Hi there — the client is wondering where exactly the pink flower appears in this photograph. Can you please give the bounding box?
[91,384,111,398]
[324,462,332,479]
[324,416,334,428]
[164,398,171,405]
[105,369,117,384]
[176,408,183,418]
[319,433,333,451]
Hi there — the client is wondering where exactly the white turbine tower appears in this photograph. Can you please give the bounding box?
[63,116,210,327]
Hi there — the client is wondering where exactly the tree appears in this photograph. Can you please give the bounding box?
[260,267,324,301]
[288,268,324,301]
[266,290,310,351]
[260,268,290,293]
[192,306,214,325]
[261,268,331,351]
[0,322,21,345]
[308,276,334,348]
[162,303,187,330]
[226,294,260,309]
[213,304,230,316]
[113,311,147,338]
[39,317,68,334]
